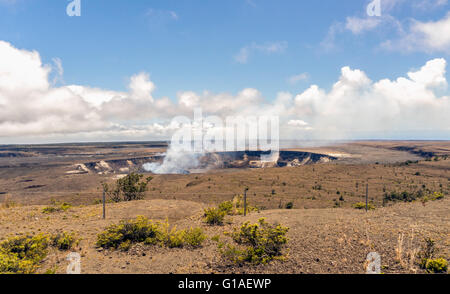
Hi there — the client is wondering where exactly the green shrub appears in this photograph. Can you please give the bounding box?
[50,232,79,250]
[96,216,206,250]
[285,202,294,209]
[383,191,419,203]
[430,192,444,201]
[353,202,375,210]
[417,237,448,272]
[102,173,153,202]
[204,207,226,225]
[158,221,186,248]
[96,216,161,250]
[382,190,426,204]
[418,238,437,269]
[207,196,258,223]
[0,234,50,274]
[383,191,444,206]
[42,202,71,214]
[211,235,220,242]
[118,240,132,251]
[425,258,448,273]
[221,218,289,265]
[0,252,37,274]
[184,228,207,248]
[218,201,233,215]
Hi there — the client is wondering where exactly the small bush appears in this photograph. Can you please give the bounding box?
[42,202,71,214]
[285,202,294,209]
[383,191,443,205]
[383,191,419,203]
[158,222,186,248]
[96,216,161,250]
[353,202,375,210]
[0,252,37,274]
[96,216,206,250]
[430,192,444,201]
[416,237,448,273]
[204,196,259,225]
[218,201,233,215]
[211,235,220,242]
[51,232,79,250]
[204,208,226,226]
[184,228,207,248]
[0,234,50,274]
[418,238,437,269]
[221,218,289,265]
[425,258,448,273]
[102,173,153,203]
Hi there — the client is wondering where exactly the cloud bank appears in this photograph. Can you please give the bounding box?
[323,1,450,54]
[0,40,449,143]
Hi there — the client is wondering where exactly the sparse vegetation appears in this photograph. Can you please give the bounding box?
[430,192,445,200]
[97,216,162,250]
[181,228,207,249]
[102,173,153,202]
[383,191,423,204]
[228,195,258,215]
[1,194,18,209]
[220,218,289,265]
[0,230,84,273]
[204,207,226,226]
[96,216,206,251]
[218,201,233,215]
[383,191,444,205]
[425,258,448,273]
[204,195,258,225]
[50,232,79,250]
[418,238,437,269]
[0,234,49,274]
[353,202,375,210]
[415,237,448,273]
[42,202,71,214]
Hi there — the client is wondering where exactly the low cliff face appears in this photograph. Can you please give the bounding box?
[198,151,336,170]
[72,151,336,175]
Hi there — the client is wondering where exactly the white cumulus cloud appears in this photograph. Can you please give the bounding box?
[382,12,450,53]
[0,40,449,143]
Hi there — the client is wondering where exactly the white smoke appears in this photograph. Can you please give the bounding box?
[143,144,202,174]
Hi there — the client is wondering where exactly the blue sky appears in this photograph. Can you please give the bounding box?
[1,0,448,100]
[1,0,450,143]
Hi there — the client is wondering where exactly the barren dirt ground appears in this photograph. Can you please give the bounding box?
[0,198,448,274]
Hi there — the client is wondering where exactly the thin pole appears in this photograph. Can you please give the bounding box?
[102,188,106,219]
[365,183,369,212]
[243,188,248,216]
